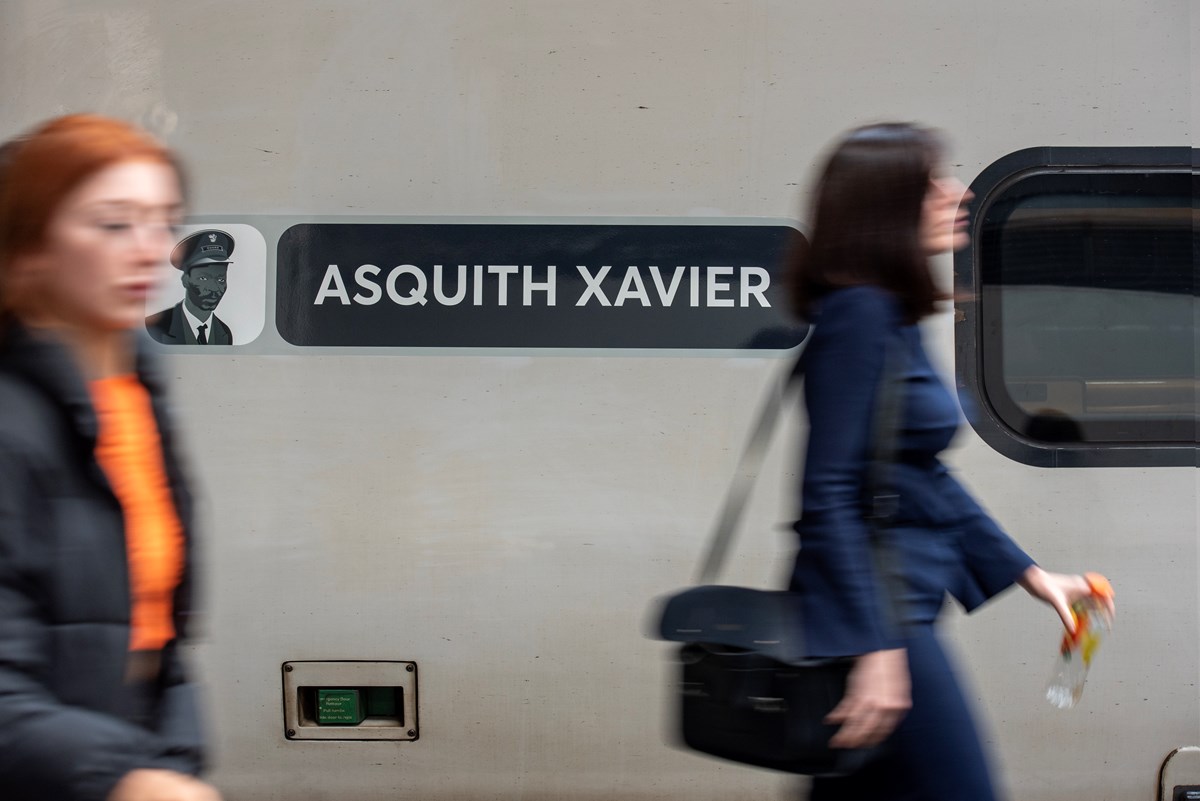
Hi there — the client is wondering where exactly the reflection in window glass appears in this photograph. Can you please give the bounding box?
[978,170,1196,446]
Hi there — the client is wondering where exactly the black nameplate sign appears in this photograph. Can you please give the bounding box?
[276,223,806,348]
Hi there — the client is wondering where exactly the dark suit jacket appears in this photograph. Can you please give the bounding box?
[145,302,232,345]
[789,286,1034,657]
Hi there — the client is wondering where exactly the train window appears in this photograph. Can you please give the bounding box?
[955,147,1197,467]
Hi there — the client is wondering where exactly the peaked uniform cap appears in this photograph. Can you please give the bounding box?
[170,229,235,270]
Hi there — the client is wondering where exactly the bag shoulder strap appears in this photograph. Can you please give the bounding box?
[696,330,908,585]
[696,352,807,583]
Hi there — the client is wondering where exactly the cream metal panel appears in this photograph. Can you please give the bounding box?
[0,2,1194,800]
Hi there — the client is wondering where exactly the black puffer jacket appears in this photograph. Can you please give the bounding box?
[0,323,204,801]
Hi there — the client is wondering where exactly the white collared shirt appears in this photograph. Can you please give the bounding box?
[181,304,213,343]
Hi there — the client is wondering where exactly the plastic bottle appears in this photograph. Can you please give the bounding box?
[1045,573,1114,709]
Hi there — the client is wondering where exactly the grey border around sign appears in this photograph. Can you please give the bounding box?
[164,215,809,360]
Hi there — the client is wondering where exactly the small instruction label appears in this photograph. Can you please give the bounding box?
[317,689,364,725]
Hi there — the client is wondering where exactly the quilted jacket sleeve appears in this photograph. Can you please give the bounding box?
[0,442,198,801]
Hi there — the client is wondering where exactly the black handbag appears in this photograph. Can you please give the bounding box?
[655,337,908,777]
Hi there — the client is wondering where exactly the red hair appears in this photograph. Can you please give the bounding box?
[0,114,184,300]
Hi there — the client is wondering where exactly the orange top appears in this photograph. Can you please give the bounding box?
[90,375,185,651]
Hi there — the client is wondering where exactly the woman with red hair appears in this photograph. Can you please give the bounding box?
[0,115,220,801]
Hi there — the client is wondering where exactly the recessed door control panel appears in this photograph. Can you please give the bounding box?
[282,661,418,741]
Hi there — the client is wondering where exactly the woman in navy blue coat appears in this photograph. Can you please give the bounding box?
[788,123,1113,800]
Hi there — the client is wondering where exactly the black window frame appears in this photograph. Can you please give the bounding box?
[954,146,1196,468]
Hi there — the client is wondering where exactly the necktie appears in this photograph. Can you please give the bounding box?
[197,323,208,345]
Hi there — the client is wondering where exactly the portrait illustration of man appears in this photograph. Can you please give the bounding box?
[146,229,235,345]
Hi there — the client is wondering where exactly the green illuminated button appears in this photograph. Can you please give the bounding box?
[317,689,365,725]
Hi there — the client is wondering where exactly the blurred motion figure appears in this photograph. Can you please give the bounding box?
[0,115,220,801]
[786,123,1113,800]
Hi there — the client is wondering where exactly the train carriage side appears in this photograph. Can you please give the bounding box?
[0,1,1195,800]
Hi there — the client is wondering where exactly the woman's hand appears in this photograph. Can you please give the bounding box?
[1018,565,1115,633]
[825,648,911,749]
[107,769,222,801]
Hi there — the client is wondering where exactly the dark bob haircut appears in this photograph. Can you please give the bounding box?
[788,122,949,324]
